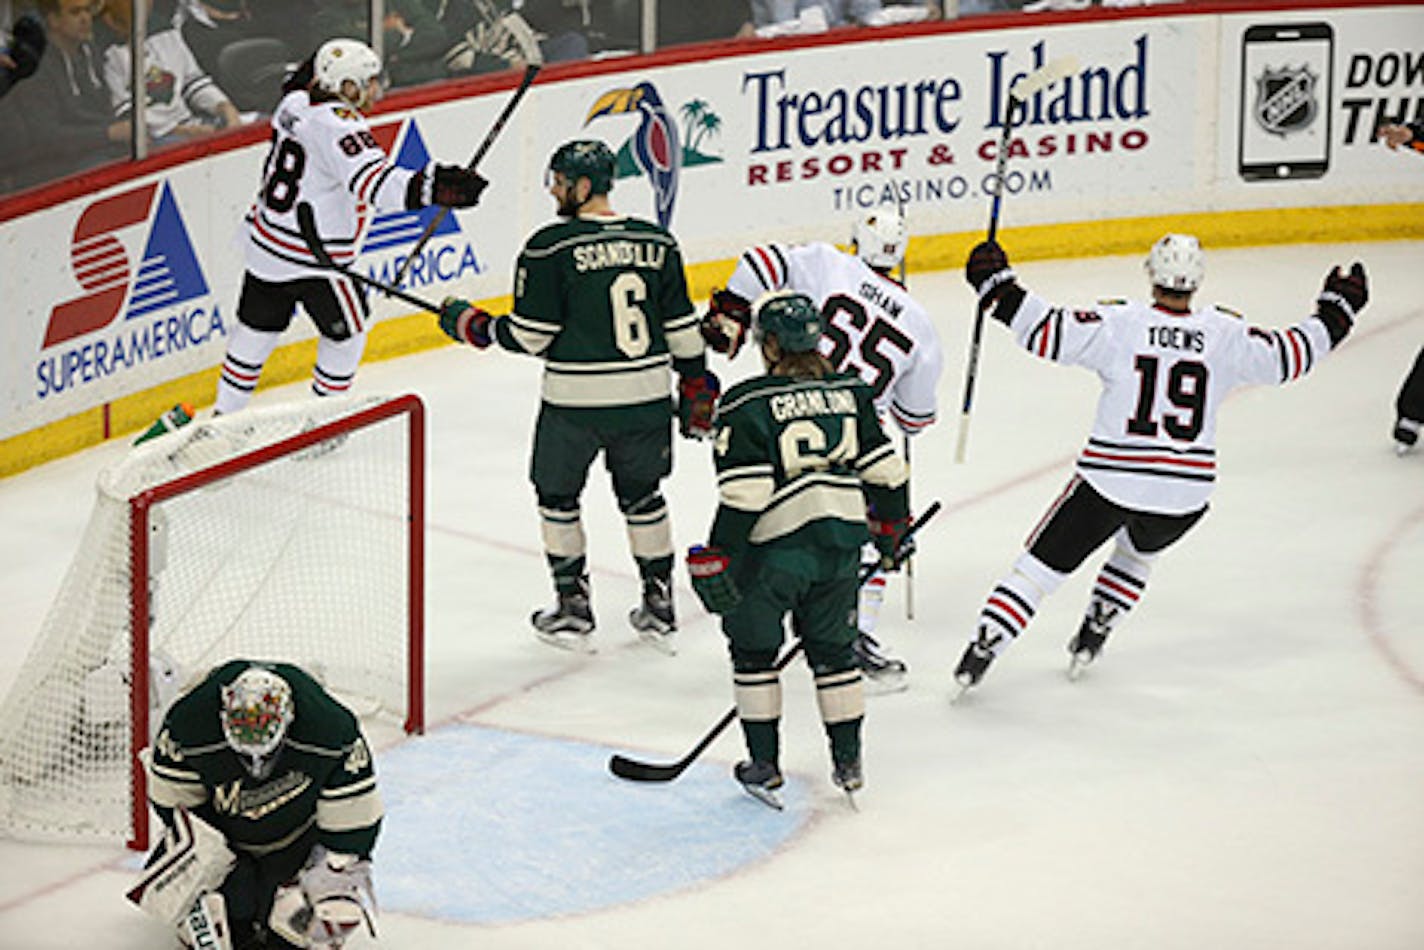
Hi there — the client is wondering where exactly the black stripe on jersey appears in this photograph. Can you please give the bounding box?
[364,164,397,204]
[1086,437,1215,459]
[1271,329,1289,382]
[255,210,358,249]
[1078,460,1216,482]
[1049,309,1063,360]
[347,156,384,195]
[741,248,775,291]
[891,400,934,423]
[182,75,215,102]
[769,244,789,283]
[1290,326,1314,376]
[1101,563,1145,591]
[249,235,322,269]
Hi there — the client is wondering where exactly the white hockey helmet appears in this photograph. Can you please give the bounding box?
[1145,233,1205,293]
[852,208,908,270]
[314,38,383,110]
[220,666,295,779]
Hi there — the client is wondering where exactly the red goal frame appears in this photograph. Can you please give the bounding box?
[124,395,425,850]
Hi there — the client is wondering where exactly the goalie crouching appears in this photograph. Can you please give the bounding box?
[129,661,382,949]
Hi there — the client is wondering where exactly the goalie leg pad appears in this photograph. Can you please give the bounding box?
[127,808,237,926]
[178,891,233,950]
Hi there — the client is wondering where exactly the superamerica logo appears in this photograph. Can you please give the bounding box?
[38,181,225,399]
[362,118,484,289]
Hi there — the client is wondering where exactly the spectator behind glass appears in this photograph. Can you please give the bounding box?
[0,12,45,97]
[313,0,450,88]
[5,0,130,188]
[739,0,938,37]
[98,0,240,144]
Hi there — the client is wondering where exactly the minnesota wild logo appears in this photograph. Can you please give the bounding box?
[585,81,724,228]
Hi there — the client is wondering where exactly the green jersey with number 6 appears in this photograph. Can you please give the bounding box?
[711,372,908,557]
[493,213,701,429]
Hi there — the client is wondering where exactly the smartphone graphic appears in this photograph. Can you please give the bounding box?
[1239,23,1333,181]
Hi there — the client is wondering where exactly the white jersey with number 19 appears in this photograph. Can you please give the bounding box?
[1006,291,1337,514]
[726,242,944,436]
[244,90,419,283]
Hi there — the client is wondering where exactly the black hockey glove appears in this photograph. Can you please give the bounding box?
[1315,262,1368,346]
[687,545,741,614]
[868,511,913,571]
[677,370,721,440]
[408,164,489,210]
[965,240,1025,325]
[699,288,752,358]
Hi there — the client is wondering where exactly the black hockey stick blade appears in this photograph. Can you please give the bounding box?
[392,64,540,289]
[608,501,941,784]
[295,203,444,315]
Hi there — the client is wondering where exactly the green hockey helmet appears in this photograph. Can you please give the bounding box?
[548,139,616,194]
[753,291,823,353]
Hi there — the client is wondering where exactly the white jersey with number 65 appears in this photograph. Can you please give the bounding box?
[726,241,944,437]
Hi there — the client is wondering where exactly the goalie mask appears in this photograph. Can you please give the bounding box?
[1146,233,1204,293]
[220,667,294,779]
[753,290,823,353]
[852,209,908,271]
[314,39,384,111]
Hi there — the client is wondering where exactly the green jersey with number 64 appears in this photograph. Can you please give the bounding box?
[711,372,908,557]
[494,213,701,428]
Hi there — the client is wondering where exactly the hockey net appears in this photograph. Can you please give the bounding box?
[0,394,425,849]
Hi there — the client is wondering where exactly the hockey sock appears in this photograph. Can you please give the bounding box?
[815,668,864,765]
[215,324,281,415]
[976,552,1066,654]
[734,666,782,765]
[312,333,366,398]
[1083,532,1153,634]
[857,556,887,636]
[538,501,587,592]
[620,489,673,566]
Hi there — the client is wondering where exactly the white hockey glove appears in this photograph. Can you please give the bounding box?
[269,846,377,949]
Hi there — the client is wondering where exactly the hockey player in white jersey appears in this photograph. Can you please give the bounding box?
[953,235,1368,692]
[214,38,488,415]
[700,210,943,690]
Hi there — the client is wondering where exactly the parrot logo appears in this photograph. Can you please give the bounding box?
[584,81,724,229]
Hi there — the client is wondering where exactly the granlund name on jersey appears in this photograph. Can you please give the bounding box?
[726,241,943,436]
[1007,291,1338,514]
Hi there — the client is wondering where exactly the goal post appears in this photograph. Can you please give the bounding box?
[0,394,426,851]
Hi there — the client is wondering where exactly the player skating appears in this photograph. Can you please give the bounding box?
[687,292,910,808]
[952,235,1368,694]
[699,209,943,691]
[438,139,717,654]
[213,38,487,416]
[130,661,382,949]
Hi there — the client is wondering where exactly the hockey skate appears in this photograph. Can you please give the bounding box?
[531,578,595,652]
[628,577,676,656]
[952,636,997,700]
[853,632,908,694]
[831,758,863,810]
[734,760,785,811]
[1067,622,1108,680]
[1394,417,1420,456]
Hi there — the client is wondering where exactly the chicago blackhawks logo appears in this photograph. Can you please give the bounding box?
[1251,64,1319,137]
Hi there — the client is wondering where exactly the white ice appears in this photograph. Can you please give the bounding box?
[1,241,1421,950]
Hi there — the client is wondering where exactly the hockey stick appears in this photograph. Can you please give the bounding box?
[295,203,445,315]
[902,435,914,620]
[608,499,942,784]
[391,63,540,289]
[953,56,1079,464]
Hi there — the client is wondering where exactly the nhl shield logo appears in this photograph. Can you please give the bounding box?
[1252,65,1318,137]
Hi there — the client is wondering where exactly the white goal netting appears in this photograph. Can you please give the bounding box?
[0,394,423,845]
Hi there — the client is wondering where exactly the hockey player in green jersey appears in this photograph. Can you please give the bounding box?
[686,291,911,807]
[439,138,718,655]
[132,660,381,949]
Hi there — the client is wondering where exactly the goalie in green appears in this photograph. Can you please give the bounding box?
[128,660,382,949]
